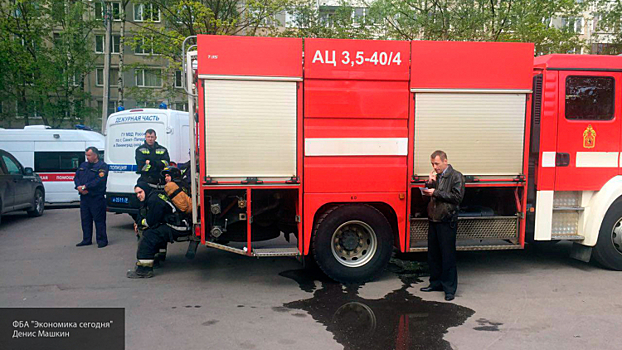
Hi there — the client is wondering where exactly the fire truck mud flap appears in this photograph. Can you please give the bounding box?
[312,204,393,283]
[593,200,622,270]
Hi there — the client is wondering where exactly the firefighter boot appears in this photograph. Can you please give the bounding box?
[158,249,167,262]
[126,261,154,278]
[152,256,161,269]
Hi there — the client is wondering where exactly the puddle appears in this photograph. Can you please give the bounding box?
[280,258,474,350]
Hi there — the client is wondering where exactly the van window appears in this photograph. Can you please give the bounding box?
[565,76,615,120]
[35,152,84,172]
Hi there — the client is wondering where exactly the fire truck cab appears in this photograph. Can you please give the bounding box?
[183,35,622,283]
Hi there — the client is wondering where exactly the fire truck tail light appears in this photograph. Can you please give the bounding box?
[553,191,581,208]
[551,211,580,235]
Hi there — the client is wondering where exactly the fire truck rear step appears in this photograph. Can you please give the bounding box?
[550,234,585,241]
[252,247,300,257]
[409,243,522,252]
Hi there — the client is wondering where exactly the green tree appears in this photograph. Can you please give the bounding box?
[593,0,622,54]
[367,0,588,54]
[277,0,374,39]
[0,0,98,128]
[125,0,291,104]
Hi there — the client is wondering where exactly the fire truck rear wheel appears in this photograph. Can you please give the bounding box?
[312,204,393,284]
[593,201,622,270]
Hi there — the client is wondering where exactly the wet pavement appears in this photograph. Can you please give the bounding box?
[281,267,474,350]
[2,208,622,350]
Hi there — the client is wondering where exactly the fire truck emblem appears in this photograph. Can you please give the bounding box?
[583,124,596,149]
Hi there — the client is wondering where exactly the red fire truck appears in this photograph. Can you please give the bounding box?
[180,35,622,283]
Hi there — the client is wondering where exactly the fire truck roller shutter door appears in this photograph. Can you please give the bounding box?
[311,204,393,284]
[413,92,527,177]
[203,78,297,180]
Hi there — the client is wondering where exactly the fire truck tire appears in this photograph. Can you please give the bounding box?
[312,204,393,284]
[593,201,622,270]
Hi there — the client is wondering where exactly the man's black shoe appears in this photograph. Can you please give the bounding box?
[76,241,92,247]
[97,243,108,248]
[445,294,455,301]
[420,285,443,292]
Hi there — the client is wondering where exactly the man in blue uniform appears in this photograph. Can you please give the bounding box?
[74,147,109,248]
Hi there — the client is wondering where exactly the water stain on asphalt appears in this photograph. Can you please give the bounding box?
[473,318,502,332]
[202,320,219,326]
[279,259,475,350]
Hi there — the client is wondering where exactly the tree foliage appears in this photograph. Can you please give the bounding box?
[126,0,290,104]
[0,0,99,128]
[367,0,589,54]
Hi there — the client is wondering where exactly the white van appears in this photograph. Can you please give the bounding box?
[105,108,190,215]
[0,126,105,204]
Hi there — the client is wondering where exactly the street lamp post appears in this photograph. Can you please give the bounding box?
[101,1,112,133]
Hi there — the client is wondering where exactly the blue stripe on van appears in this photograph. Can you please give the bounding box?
[109,164,138,172]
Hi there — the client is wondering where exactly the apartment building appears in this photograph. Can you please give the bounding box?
[88,1,188,118]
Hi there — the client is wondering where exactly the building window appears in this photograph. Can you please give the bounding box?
[96,35,121,53]
[95,35,104,53]
[96,67,120,86]
[565,76,614,120]
[112,35,120,53]
[174,70,183,88]
[562,17,584,34]
[136,101,158,108]
[173,102,188,111]
[134,4,160,22]
[135,69,162,87]
[134,37,154,55]
[96,2,122,21]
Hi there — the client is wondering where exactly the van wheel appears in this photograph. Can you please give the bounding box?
[593,201,622,270]
[312,205,393,284]
[27,189,44,217]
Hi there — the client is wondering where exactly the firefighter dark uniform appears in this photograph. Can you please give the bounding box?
[127,182,191,278]
[135,141,170,186]
[74,160,109,247]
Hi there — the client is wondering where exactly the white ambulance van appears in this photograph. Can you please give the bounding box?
[0,126,105,204]
[105,108,190,216]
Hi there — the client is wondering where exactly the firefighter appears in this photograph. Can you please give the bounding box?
[74,147,109,248]
[420,150,465,301]
[135,129,170,187]
[162,166,192,215]
[127,182,191,278]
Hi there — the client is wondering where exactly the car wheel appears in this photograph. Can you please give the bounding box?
[27,189,44,217]
[312,204,393,284]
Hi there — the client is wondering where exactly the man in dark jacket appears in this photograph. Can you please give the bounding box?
[127,182,191,278]
[74,147,109,248]
[135,129,170,186]
[420,150,465,301]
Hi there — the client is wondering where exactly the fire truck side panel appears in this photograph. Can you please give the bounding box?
[554,71,621,191]
[303,38,410,81]
[303,192,408,254]
[304,157,407,193]
[304,80,409,119]
[533,70,559,241]
[301,38,411,276]
[410,41,534,90]
[196,35,302,78]
[536,70,559,191]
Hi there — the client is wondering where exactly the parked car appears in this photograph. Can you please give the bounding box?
[0,149,45,224]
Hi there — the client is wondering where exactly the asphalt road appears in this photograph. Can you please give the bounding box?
[1,208,621,350]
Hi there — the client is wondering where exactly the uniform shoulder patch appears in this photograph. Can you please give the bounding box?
[99,171,105,178]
